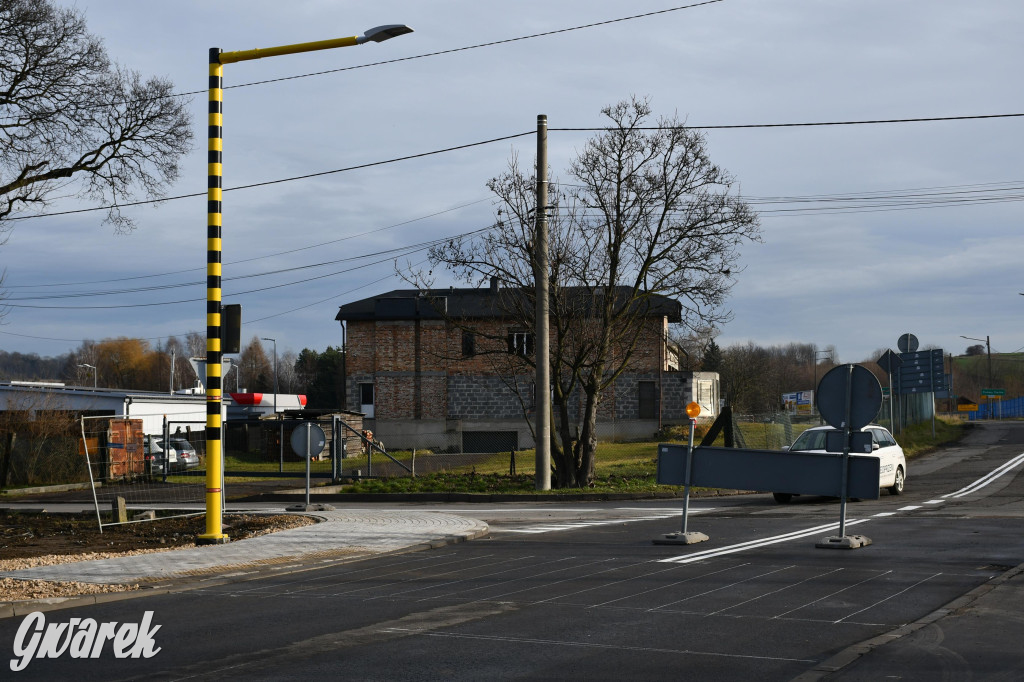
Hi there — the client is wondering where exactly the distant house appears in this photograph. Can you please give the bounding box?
[334,282,720,451]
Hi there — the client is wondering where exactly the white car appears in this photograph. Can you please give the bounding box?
[773,424,906,503]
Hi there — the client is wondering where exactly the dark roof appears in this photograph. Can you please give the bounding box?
[335,285,682,323]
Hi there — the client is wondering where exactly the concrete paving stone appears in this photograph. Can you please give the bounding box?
[1,510,488,585]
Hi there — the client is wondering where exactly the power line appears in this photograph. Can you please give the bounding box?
[0,225,493,308]
[551,112,1024,132]
[6,133,531,222]
[5,196,492,289]
[11,111,1022,224]
[164,1,727,99]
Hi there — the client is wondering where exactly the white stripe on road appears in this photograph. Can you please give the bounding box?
[658,519,870,564]
[943,451,1024,499]
[506,509,715,535]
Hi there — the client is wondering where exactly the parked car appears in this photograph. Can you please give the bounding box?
[144,437,200,473]
[144,437,174,476]
[773,424,906,503]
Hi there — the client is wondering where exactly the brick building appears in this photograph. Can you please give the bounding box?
[334,283,719,451]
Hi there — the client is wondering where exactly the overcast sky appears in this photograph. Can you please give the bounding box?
[2,0,1022,370]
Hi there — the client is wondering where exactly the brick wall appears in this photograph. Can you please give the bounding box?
[343,314,701,422]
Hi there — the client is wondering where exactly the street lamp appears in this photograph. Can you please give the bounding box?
[960,335,992,387]
[78,363,96,389]
[961,334,993,418]
[813,349,833,421]
[261,337,282,472]
[201,24,413,544]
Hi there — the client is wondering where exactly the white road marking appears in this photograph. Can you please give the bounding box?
[505,509,714,534]
[658,520,870,564]
[376,628,817,663]
[898,505,922,511]
[942,451,1024,498]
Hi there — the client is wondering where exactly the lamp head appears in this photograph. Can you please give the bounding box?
[358,24,413,44]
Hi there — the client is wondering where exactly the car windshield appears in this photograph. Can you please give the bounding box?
[790,429,837,451]
[170,440,192,450]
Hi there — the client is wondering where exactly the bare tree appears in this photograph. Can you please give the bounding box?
[0,0,192,236]
[428,97,760,487]
[238,337,273,393]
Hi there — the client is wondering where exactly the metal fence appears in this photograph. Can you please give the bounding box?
[970,396,1024,420]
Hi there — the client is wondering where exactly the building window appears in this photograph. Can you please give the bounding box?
[507,331,534,357]
[359,382,375,418]
[462,330,476,357]
[638,381,657,419]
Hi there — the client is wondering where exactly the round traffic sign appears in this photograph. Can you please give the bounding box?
[289,422,327,459]
[897,333,919,353]
[816,364,883,430]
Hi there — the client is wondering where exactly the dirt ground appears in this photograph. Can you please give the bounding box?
[1,512,315,604]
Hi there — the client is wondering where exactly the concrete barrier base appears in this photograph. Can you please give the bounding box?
[816,534,872,549]
[652,531,709,545]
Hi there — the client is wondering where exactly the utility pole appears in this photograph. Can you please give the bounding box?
[534,114,551,490]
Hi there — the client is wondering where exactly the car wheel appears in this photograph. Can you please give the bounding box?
[889,467,905,495]
[773,492,793,504]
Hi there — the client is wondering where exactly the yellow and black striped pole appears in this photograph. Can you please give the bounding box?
[199,25,412,543]
[200,47,227,543]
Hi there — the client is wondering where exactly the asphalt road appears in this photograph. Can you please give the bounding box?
[3,420,1023,681]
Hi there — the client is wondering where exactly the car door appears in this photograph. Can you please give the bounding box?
[869,428,896,487]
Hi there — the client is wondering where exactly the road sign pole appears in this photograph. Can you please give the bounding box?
[653,403,708,545]
[815,364,875,550]
[838,364,853,538]
[681,417,695,534]
[305,422,312,507]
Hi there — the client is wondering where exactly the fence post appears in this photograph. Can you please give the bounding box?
[412,449,416,477]
[332,415,339,480]
[162,416,170,482]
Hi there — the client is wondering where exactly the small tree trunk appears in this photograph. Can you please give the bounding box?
[0,431,16,488]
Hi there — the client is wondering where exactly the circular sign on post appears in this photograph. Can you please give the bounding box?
[897,333,919,354]
[290,422,326,459]
[816,364,883,430]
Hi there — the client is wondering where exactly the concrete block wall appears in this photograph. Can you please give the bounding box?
[344,317,715,426]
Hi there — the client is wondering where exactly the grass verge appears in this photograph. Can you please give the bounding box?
[339,417,970,495]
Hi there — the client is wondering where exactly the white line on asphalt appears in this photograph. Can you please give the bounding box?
[648,565,795,611]
[774,569,892,620]
[898,505,922,511]
[873,512,897,517]
[658,520,870,564]
[942,451,1024,498]
[832,572,943,624]
[504,510,715,534]
[376,628,818,663]
[588,563,751,608]
[924,500,944,505]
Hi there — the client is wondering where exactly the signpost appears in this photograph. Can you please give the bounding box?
[876,349,902,432]
[655,366,883,551]
[653,402,708,545]
[286,422,333,512]
[814,364,881,549]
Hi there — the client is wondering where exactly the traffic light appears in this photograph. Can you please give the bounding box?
[222,304,241,354]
